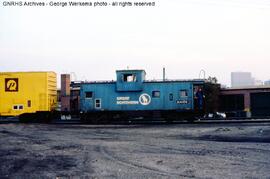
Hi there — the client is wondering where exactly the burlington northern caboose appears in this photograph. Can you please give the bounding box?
[80,69,206,123]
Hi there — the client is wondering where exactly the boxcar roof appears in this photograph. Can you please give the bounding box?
[0,71,56,74]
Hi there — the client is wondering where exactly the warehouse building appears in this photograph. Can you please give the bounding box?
[220,86,270,118]
[58,74,81,114]
[231,72,254,87]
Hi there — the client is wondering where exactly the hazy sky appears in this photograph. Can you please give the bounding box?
[1,0,270,86]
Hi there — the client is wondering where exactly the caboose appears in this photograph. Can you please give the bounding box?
[80,69,207,123]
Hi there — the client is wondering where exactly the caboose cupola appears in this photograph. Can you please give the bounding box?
[116,69,146,92]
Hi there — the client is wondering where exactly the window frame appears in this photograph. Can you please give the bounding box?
[123,74,137,82]
[85,91,93,99]
[95,99,101,109]
[179,90,188,98]
[169,93,173,101]
[13,105,24,110]
[152,91,160,98]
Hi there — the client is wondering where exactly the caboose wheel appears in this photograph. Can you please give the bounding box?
[165,119,173,124]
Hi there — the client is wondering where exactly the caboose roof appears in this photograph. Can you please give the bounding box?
[116,69,146,73]
[81,79,206,85]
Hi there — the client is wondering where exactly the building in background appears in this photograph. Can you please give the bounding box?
[231,72,254,87]
[61,74,71,112]
[60,74,81,113]
[264,80,270,85]
[253,79,263,86]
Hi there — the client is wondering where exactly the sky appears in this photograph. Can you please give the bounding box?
[1,0,270,87]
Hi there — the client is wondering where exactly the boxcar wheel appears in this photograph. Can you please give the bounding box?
[19,113,35,123]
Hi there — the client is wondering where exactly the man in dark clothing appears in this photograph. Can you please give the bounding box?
[196,88,204,110]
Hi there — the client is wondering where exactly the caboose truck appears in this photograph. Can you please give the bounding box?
[80,69,207,123]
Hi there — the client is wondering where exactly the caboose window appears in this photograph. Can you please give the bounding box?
[95,99,101,109]
[85,92,93,98]
[152,91,160,98]
[13,105,18,110]
[123,74,136,82]
[180,90,188,97]
[169,93,173,101]
[19,105,23,110]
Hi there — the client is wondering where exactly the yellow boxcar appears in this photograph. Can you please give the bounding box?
[0,71,57,116]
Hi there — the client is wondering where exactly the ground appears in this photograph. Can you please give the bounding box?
[0,122,270,178]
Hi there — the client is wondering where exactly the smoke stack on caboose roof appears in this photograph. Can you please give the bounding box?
[163,67,166,81]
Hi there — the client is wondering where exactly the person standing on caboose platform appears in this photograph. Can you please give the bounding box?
[196,88,204,110]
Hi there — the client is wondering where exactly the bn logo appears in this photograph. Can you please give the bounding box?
[5,78,19,92]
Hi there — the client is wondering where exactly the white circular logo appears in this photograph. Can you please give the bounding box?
[139,93,151,105]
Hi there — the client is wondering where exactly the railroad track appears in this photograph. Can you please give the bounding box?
[52,118,270,125]
[1,118,270,124]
